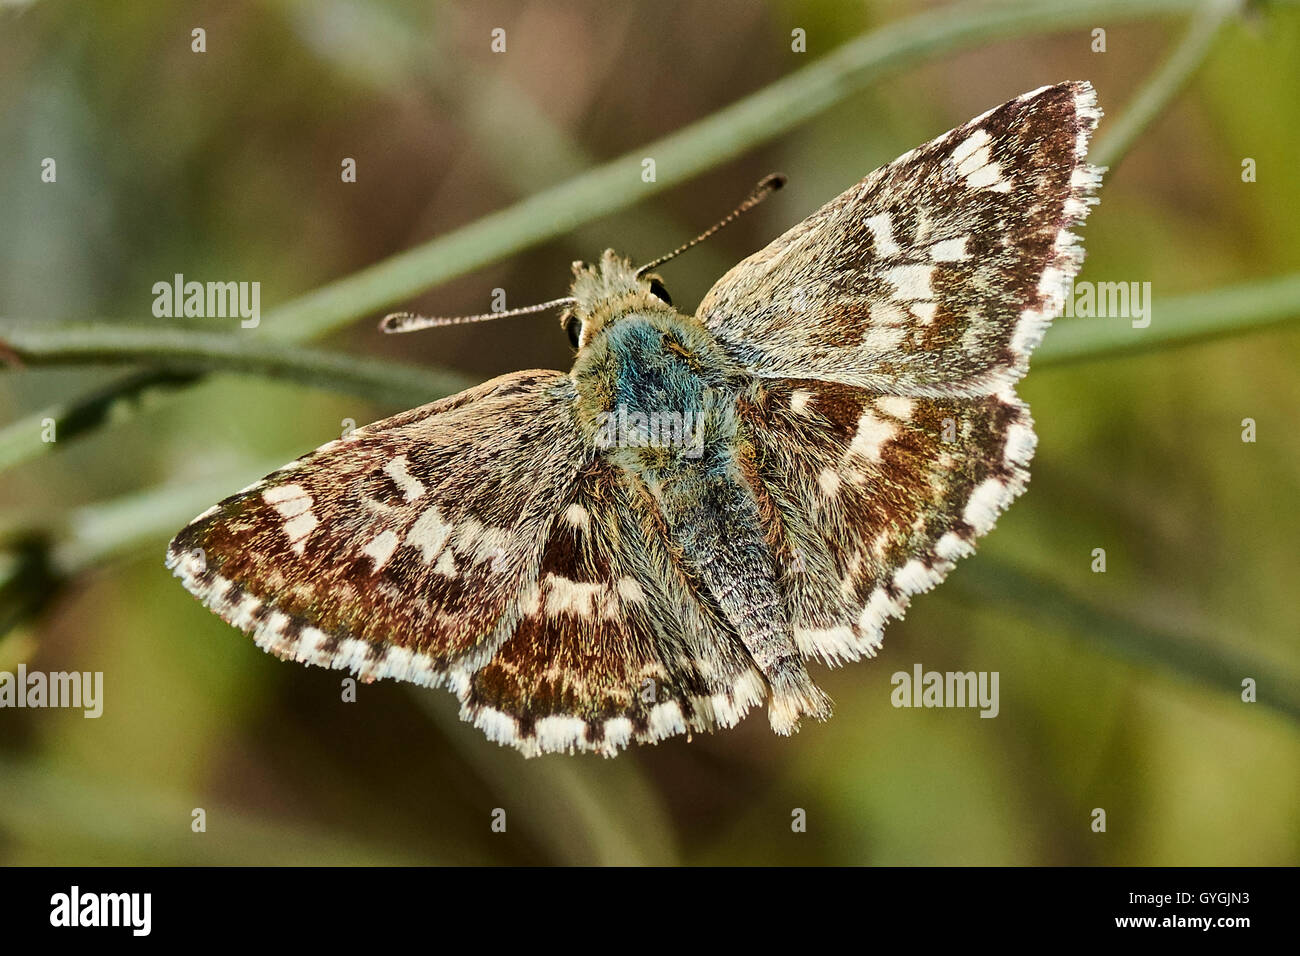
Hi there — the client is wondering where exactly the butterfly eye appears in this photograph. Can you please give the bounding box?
[648,278,672,306]
[565,315,583,349]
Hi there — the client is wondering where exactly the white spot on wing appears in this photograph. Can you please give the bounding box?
[383,455,426,502]
[848,411,896,462]
[949,129,1009,191]
[562,503,590,530]
[283,512,318,554]
[875,396,914,420]
[263,484,308,504]
[884,264,934,302]
[272,496,311,518]
[963,477,1009,535]
[929,236,969,261]
[407,505,453,564]
[965,163,1010,191]
[434,549,458,578]
[950,129,990,165]
[616,577,645,604]
[864,212,901,257]
[362,529,400,571]
[544,575,605,618]
[264,484,319,554]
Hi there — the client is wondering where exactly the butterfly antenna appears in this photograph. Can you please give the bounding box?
[636,173,786,277]
[380,296,577,334]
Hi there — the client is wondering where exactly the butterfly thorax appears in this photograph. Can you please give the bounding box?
[567,251,746,472]
[570,305,742,477]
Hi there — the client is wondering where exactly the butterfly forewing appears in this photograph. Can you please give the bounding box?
[167,370,589,686]
[697,81,1102,397]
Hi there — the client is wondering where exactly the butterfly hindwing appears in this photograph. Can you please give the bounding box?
[167,370,589,687]
[739,378,1035,665]
[697,81,1101,396]
[453,459,766,756]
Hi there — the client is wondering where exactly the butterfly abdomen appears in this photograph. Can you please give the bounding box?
[653,453,833,733]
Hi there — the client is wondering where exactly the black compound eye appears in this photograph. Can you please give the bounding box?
[565,315,582,349]
[648,278,672,306]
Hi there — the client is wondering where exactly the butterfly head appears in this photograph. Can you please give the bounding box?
[561,250,675,350]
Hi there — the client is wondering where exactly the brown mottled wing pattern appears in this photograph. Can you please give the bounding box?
[452,458,765,756]
[698,81,1102,396]
[740,379,1035,665]
[700,82,1101,665]
[167,370,588,688]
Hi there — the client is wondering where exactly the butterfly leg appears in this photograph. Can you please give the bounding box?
[657,459,833,735]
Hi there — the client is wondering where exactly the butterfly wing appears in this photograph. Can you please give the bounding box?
[167,369,591,688]
[700,83,1101,664]
[452,458,765,756]
[738,378,1035,665]
[697,81,1101,396]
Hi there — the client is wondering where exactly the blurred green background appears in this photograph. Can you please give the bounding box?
[1,0,1298,865]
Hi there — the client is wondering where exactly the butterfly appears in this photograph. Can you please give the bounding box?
[168,81,1102,757]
